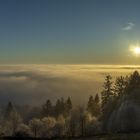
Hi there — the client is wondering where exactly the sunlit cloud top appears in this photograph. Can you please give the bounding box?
[0,64,139,105]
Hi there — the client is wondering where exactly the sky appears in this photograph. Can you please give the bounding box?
[0,0,140,64]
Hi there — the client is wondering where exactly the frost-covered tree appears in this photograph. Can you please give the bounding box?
[4,110,22,136]
[53,115,66,137]
[84,114,101,136]
[10,111,22,136]
[67,107,86,137]
[67,109,78,137]
[29,118,42,137]
[41,117,56,138]
[15,123,32,137]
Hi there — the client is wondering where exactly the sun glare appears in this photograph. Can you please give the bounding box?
[134,47,140,55]
[130,44,140,56]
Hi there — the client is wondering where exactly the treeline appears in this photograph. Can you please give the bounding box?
[0,95,101,137]
[42,95,100,118]
[0,71,140,137]
[42,97,72,117]
[101,71,140,132]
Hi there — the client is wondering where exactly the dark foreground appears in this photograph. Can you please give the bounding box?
[1,133,140,140]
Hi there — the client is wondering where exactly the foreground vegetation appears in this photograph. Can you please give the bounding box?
[0,71,140,138]
[2,133,140,140]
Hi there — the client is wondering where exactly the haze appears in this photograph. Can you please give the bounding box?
[0,64,139,105]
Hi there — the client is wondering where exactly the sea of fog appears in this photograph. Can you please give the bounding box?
[0,65,139,106]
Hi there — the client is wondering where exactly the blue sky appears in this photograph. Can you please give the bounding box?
[0,0,140,64]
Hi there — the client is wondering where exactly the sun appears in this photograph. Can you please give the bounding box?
[134,47,140,55]
[130,44,140,56]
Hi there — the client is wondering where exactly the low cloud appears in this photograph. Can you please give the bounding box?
[0,65,138,106]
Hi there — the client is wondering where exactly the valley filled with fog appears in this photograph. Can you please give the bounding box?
[0,65,139,106]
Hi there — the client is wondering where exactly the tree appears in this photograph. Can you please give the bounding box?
[41,117,56,138]
[8,111,22,136]
[42,99,53,117]
[67,107,86,137]
[68,109,78,137]
[94,94,100,103]
[15,123,32,137]
[87,94,100,117]
[87,96,94,115]
[65,97,72,116]
[54,115,66,137]
[4,102,14,119]
[78,107,86,137]
[101,75,115,132]
[55,99,61,116]
[114,76,127,97]
[12,111,22,135]
[94,94,101,117]
[126,71,140,94]
[85,114,101,136]
[129,71,140,85]
[29,118,42,137]
[101,75,113,115]
[60,97,65,114]
[4,102,22,136]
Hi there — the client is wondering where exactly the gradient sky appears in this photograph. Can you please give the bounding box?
[1,0,140,64]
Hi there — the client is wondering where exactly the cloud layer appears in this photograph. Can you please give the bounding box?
[0,65,139,106]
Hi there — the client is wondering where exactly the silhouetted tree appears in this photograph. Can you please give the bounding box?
[55,99,61,116]
[60,98,65,113]
[87,96,94,115]
[79,107,86,137]
[101,75,115,132]
[42,99,53,117]
[125,71,140,94]
[54,98,66,116]
[68,110,78,137]
[94,94,101,117]
[87,94,100,117]
[114,76,128,97]
[65,97,72,116]
[5,102,14,119]
[101,75,113,115]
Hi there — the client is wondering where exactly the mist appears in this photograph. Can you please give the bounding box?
[0,65,139,106]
